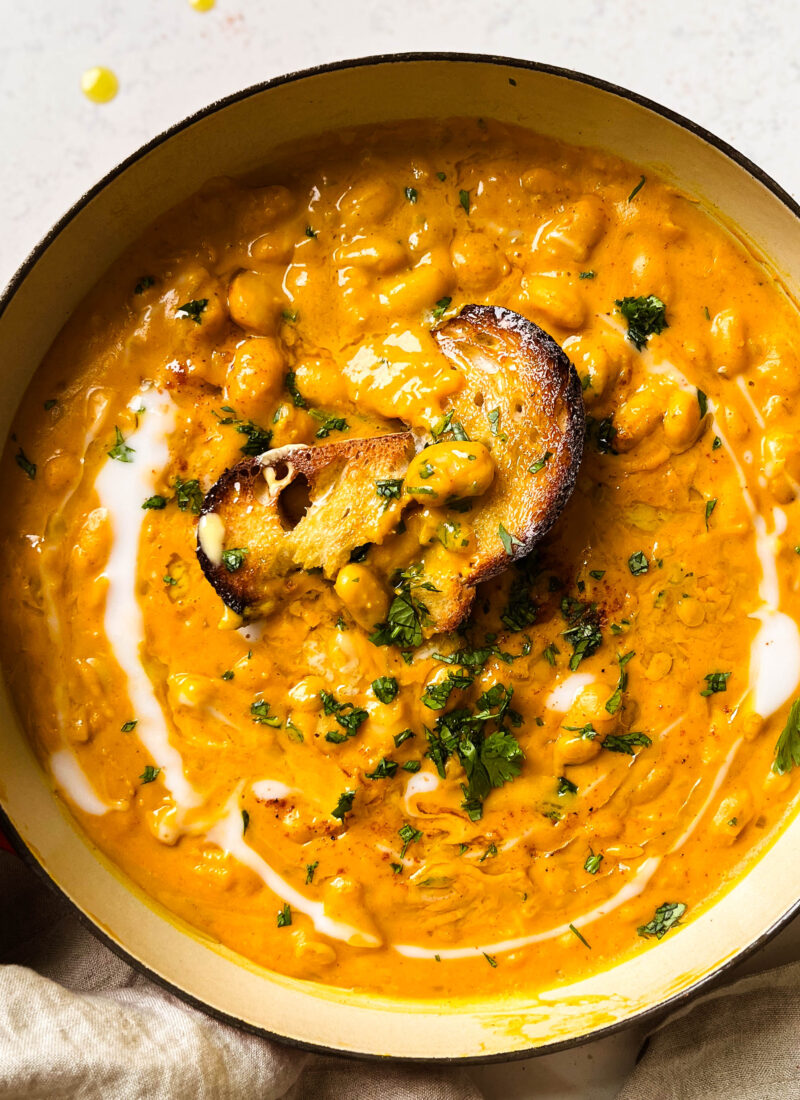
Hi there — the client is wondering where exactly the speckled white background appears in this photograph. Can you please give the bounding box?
[1,2,799,1097]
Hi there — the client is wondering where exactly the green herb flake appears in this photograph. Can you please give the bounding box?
[250,699,281,727]
[120,720,138,733]
[602,731,652,755]
[284,370,308,409]
[584,851,603,875]
[483,952,498,967]
[615,295,668,350]
[394,729,415,747]
[637,901,686,940]
[712,436,722,451]
[705,498,717,530]
[627,174,646,201]
[315,416,349,439]
[173,476,204,514]
[134,275,155,294]
[305,225,318,238]
[628,550,649,576]
[176,298,208,324]
[569,923,592,949]
[139,765,160,784]
[305,861,318,884]
[331,790,355,821]
[241,809,250,834]
[44,399,59,411]
[398,822,423,858]
[277,903,292,927]
[436,171,447,181]
[697,389,709,418]
[432,296,452,320]
[529,450,553,474]
[15,449,36,480]
[142,495,167,510]
[222,547,247,573]
[773,698,800,774]
[108,427,134,463]
[405,186,418,203]
[162,574,177,587]
[402,760,421,773]
[579,270,596,280]
[700,671,731,697]
[372,676,399,704]
[459,189,471,214]
[498,524,523,556]
[281,308,298,323]
[605,651,635,715]
[213,407,273,457]
[557,776,578,796]
[221,669,234,681]
[589,569,605,580]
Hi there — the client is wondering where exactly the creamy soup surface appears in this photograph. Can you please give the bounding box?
[3,118,800,1000]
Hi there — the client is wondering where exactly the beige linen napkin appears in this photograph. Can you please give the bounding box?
[1,850,798,1099]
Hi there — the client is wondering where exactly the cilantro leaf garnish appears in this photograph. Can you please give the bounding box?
[700,671,731,697]
[139,765,160,784]
[277,904,292,927]
[173,476,204,514]
[15,448,36,480]
[529,451,552,474]
[615,295,668,350]
[602,731,652,755]
[250,699,281,727]
[372,677,399,704]
[432,296,452,320]
[773,698,800,774]
[605,651,635,715]
[284,370,308,409]
[366,757,398,780]
[628,551,649,576]
[176,298,208,324]
[331,790,355,821]
[398,822,423,857]
[213,406,272,456]
[221,547,247,572]
[584,851,603,874]
[108,427,134,463]
[637,901,686,939]
[142,495,167,510]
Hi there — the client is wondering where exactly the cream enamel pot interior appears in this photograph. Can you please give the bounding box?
[1,54,799,1062]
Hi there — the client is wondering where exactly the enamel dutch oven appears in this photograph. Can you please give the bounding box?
[0,54,798,1061]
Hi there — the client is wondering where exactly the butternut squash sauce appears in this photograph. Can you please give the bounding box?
[2,118,800,1000]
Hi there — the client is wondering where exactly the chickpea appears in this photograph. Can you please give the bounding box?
[645,652,673,681]
[322,876,383,948]
[378,250,454,315]
[405,441,495,503]
[520,275,585,330]
[663,388,703,452]
[450,232,510,293]
[228,270,284,335]
[334,564,390,632]
[226,337,286,420]
[334,235,407,275]
[538,196,606,263]
[676,598,705,628]
[293,354,351,408]
[291,930,337,968]
[613,388,664,451]
[711,309,749,377]
[554,728,602,767]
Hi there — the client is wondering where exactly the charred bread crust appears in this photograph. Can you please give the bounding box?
[433,304,585,590]
[197,434,415,614]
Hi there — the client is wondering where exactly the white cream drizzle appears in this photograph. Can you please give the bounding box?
[544,672,595,712]
[252,779,294,802]
[207,796,380,946]
[403,769,440,815]
[394,857,662,960]
[51,749,109,816]
[93,389,201,813]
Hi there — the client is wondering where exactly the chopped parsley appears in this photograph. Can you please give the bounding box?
[176,298,208,324]
[142,495,167,510]
[134,275,155,294]
[637,901,686,939]
[402,760,421,773]
[108,427,134,463]
[697,389,709,418]
[214,406,272,456]
[370,563,437,651]
[120,720,138,733]
[331,790,355,821]
[426,683,524,821]
[314,415,349,439]
[431,410,469,443]
[602,731,652,755]
[221,547,247,573]
[459,189,471,214]
[376,477,403,502]
[561,597,602,670]
[422,669,474,710]
[241,809,250,834]
[543,642,560,666]
[320,691,368,738]
[483,952,498,967]
[705,498,717,529]
[700,671,731,697]
[139,765,160,784]
[615,295,668,350]
[173,476,204,514]
[221,670,234,681]
[366,757,398,780]
[529,451,552,474]
[281,308,298,323]
[557,776,578,796]
[501,566,538,632]
[250,699,281,727]
[398,823,423,857]
[372,677,399,704]
[498,524,523,556]
[305,862,318,884]
[628,551,649,576]
[305,225,318,238]
[605,651,635,715]
[712,436,722,451]
[584,851,603,875]
[404,186,418,203]
[436,171,446,181]
[432,296,452,320]
[15,449,36,480]
[284,370,308,409]
[394,729,415,747]
[569,923,591,949]
[579,270,596,280]
[627,174,646,201]
[589,569,605,580]
[586,415,617,454]
[773,698,800,774]
[277,904,292,927]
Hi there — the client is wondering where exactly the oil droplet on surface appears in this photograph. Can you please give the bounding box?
[189,0,216,11]
[80,66,119,104]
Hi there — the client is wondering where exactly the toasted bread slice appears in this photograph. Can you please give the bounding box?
[197,433,415,616]
[197,305,584,636]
